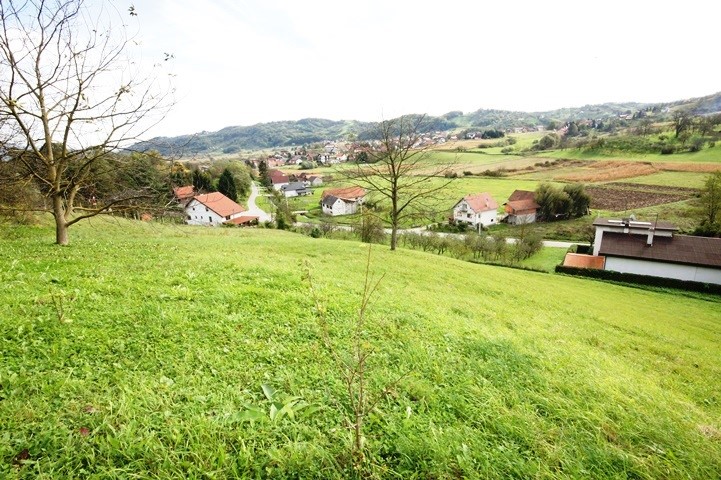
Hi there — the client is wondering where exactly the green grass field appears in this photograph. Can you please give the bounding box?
[517,246,569,272]
[538,143,721,164]
[1,219,720,478]
[622,171,710,188]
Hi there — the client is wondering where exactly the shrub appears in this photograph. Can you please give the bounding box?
[660,145,675,155]
[689,138,705,152]
[355,211,385,244]
[555,265,721,295]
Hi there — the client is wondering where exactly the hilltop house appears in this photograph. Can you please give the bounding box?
[504,190,539,225]
[185,192,257,226]
[452,192,499,228]
[269,170,289,191]
[568,218,721,285]
[321,186,366,216]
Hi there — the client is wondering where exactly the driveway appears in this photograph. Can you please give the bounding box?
[246,182,272,223]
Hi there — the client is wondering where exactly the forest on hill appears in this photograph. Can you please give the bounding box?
[133,92,721,156]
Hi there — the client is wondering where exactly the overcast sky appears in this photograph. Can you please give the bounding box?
[133,0,720,139]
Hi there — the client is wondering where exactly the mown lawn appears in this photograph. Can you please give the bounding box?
[517,246,569,272]
[2,219,719,478]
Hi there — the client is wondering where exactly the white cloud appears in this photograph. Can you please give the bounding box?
[129,0,721,138]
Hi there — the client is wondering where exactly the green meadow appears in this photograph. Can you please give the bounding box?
[537,143,721,164]
[1,219,720,478]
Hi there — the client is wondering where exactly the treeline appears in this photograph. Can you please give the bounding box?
[175,160,253,202]
[295,218,543,266]
[0,148,253,221]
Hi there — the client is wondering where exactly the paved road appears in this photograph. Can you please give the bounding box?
[294,221,586,248]
[246,182,272,223]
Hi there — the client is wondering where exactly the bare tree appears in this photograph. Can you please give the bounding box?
[345,115,455,250]
[0,1,173,244]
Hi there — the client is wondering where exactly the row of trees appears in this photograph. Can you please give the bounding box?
[175,161,251,202]
[672,111,721,139]
[400,231,543,263]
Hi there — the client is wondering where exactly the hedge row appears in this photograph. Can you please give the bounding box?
[555,265,721,295]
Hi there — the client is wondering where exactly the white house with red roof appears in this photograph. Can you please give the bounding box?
[185,192,257,226]
[452,192,499,228]
[269,169,290,191]
[321,186,366,216]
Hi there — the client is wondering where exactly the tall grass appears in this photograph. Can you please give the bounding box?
[1,218,720,478]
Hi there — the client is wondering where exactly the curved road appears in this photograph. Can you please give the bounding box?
[246,182,272,223]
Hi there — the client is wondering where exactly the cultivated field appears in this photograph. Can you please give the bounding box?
[271,129,720,235]
[1,219,720,478]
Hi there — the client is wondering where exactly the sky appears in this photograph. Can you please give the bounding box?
[130,0,721,139]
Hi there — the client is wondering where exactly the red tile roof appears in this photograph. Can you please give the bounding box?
[599,232,721,268]
[505,199,539,215]
[269,170,289,184]
[321,186,366,201]
[173,185,195,201]
[461,193,498,212]
[563,253,605,269]
[193,192,245,217]
[508,190,535,202]
[227,215,259,225]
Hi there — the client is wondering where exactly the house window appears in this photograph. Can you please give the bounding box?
[187,215,191,220]
[225,215,230,220]
[209,217,212,223]
[205,207,209,212]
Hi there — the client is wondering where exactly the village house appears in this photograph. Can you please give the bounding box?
[564,218,721,285]
[295,173,323,187]
[281,182,311,198]
[593,218,721,284]
[504,190,540,225]
[268,169,290,191]
[185,192,257,226]
[452,192,499,228]
[321,186,366,216]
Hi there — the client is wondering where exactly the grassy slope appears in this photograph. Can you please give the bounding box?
[3,220,719,478]
[537,143,721,164]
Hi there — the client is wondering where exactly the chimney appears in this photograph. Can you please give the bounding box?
[646,227,655,246]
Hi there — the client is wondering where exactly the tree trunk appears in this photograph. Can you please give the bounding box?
[53,195,69,245]
[390,197,398,251]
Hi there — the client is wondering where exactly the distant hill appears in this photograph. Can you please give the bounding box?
[133,92,721,157]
